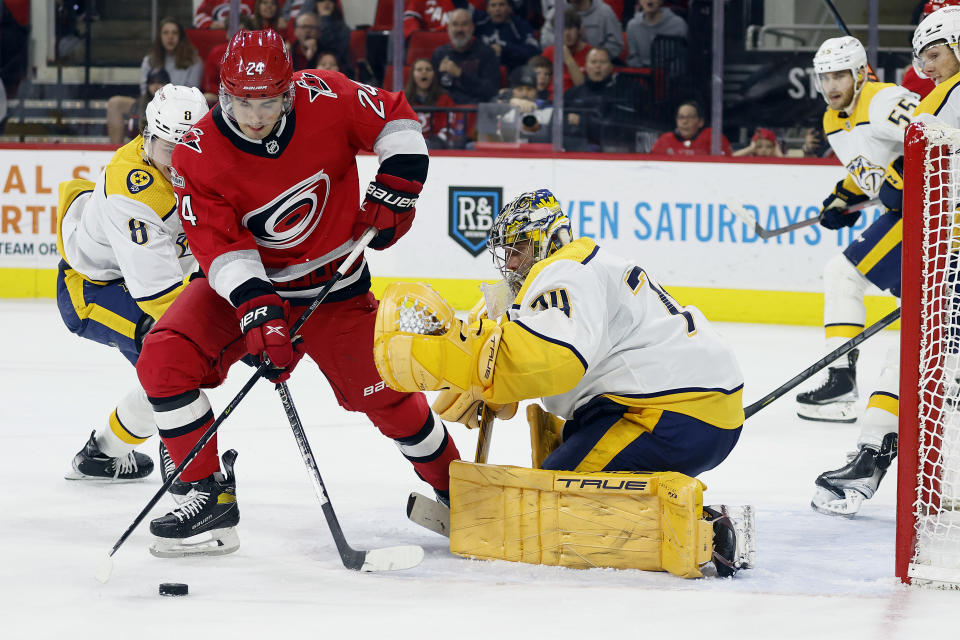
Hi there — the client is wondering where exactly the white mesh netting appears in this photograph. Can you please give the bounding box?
[910,122,960,586]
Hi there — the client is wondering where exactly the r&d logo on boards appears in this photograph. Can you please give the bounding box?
[448,186,502,257]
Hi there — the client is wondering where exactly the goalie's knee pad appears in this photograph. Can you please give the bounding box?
[823,254,869,333]
[527,404,565,469]
[448,461,716,578]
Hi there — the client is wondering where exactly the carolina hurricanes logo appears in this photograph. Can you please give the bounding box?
[179,128,203,153]
[296,73,338,102]
[242,171,330,249]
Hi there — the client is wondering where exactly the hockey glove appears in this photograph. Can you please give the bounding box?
[819,180,869,230]
[236,294,305,383]
[432,388,518,429]
[353,173,422,250]
[878,156,904,214]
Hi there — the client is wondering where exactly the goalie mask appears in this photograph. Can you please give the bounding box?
[812,37,868,113]
[487,189,573,293]
[142,84,209,177]
[913,6,960,79]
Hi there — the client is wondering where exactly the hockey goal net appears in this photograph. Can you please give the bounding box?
[899,121,960,587]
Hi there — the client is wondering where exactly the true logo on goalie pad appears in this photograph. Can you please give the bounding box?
[448,186,501,257]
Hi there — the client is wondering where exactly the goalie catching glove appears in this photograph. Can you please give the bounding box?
[352,173,422,250]
[819,179,869,230]
[373,282,503,414]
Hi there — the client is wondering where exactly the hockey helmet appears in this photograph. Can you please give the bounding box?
[143,84,208,167]
[812,36,868,110]
[219,29,295,119]
[913,6,960,79]
[487,189,573,292]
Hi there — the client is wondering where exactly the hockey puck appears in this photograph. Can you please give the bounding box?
[159,582,188,596]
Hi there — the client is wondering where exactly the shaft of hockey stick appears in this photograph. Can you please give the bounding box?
[275,381,424,571]
[474,405,494,464]
[821,0,879,81]
[729,198,879,240]
[95,229,377,583]
[743,307,900,420]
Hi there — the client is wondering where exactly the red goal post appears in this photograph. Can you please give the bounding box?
[898,121,960,587]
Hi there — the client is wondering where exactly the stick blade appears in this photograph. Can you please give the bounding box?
[360,544,425,572]
[95,555,114,584]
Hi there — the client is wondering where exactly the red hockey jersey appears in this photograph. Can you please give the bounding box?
[170,70,428,305]
[193,0,255,29]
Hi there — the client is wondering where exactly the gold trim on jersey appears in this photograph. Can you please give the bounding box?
[56,178,97,262]
[136,280,188,321]
[104,136,176,220]
[602,388,745,431]
[823,82,893,135]
[514,237,598,302]
[488,321,586,405]
[915,71,960,117]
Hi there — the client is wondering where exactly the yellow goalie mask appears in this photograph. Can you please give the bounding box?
[374,282,501,402]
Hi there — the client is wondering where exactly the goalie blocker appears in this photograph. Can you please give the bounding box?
[447,460,756,578]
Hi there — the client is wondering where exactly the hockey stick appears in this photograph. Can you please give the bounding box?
[821,0,880,81]
[743,307,900,419]
[276,381,424,571]
[474,404,494,464]
[95,228,377,583]
[727,198,879,239]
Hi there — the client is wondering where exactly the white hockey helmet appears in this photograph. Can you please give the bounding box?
[913,6,960,78]
[812,36,868,110]
[144,84,208,145]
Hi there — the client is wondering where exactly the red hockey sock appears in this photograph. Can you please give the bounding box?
[161,426,221,483]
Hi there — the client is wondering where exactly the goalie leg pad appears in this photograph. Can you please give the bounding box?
[448,461,714,578]
[527,404,565,469]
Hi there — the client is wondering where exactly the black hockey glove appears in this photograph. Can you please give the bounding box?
[878,156,904,214]
[819,180,869,230]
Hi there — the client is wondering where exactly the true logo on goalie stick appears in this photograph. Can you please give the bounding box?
[449,186,501,256]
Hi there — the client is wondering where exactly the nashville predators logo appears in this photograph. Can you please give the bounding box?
[846,155,885,195]
[126,169,153,194]
[242,170,330,249]
[296,72,337,102]
[179,128,203,153]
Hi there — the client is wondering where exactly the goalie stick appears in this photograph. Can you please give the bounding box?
[743,307,900,419]
[406,405,495,537]
[95,229,377,584]
[277,380,424,571]
[727,198,880,239]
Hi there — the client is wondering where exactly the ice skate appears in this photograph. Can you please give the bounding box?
[158,441,193,504]
[64,430,154,481]
[811,433,897,517]
[796,349,859,423]
[704,504,756,577]
[149,449,240,557]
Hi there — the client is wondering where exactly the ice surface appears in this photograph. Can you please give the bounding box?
[1,299,954,639]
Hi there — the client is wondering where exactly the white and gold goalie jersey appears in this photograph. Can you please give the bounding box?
[56,137,196,320]
[824,82,919,197]
[490,238,744,429]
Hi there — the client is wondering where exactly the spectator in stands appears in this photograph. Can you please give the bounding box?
[801,126,833,158]
[431,9,501,104]
[528,54,553,100]
[650,100,732,156]
[289,11,322,70]
[541,0,623,62]
[194,0,255,29]
[404,0,478,39]
[106,18,203,145]
[201,15,256,104]
[252,0,286,31]
[106,67,170,146]
[495,64,553,142]
[563,47,643,151]
[281,0,308,23]
[475,0,540,72]
[313,0,351,73]
[542,8,589,91]
[732,127,784,157]
[317,51,340,71]
[625,0,688,68]
[404,57,466,149]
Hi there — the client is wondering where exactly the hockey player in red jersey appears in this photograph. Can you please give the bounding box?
[135,29,461,557]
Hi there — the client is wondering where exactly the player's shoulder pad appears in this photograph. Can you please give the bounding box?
[915,72,960,117]
[517,238,598,299]
[867,83,916,123]
[104,137,175,218]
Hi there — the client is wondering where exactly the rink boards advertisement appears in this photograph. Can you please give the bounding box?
[0,147,899,325]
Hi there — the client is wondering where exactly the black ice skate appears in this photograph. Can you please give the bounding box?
[811,432,897,517]
[703,504,756,577]
[796,349,859,423]
[64,430,154,481]
[159,441,193,504]
[149,449,240,557]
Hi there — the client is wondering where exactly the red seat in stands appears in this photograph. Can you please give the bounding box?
[186,29,228,69]
[406,30,450,65]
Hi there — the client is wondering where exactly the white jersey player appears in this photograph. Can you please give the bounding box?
[56,84,207,483]
[812,8,960,517]
[377,189,745,477]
